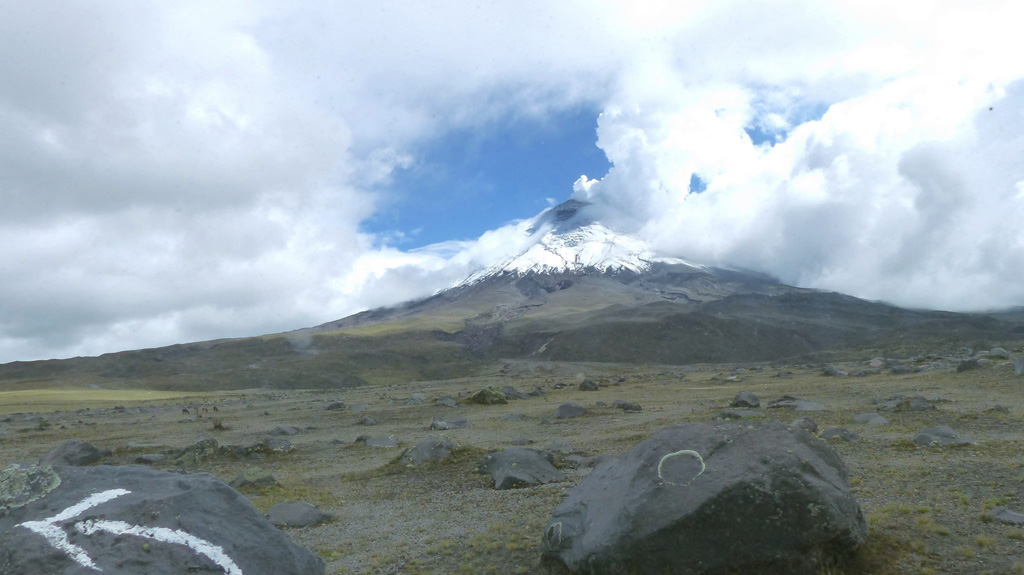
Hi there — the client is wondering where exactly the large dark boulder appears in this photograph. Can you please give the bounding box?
[541,421,867,575]
[399,436,457,467]
[479,448,564,490]
[730,391,760,408]
[39,440,103,467]
[0,463,324,575]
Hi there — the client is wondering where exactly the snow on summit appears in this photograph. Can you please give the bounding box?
[456,200,698,286]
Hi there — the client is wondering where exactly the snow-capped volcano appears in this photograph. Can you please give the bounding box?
[455,199,700,286]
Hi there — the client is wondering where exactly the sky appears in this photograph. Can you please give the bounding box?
[2,1,1024,363]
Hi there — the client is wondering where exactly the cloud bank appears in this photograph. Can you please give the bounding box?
[3,1,1023,362]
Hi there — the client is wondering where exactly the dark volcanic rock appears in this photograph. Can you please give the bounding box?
[399,436,456,467]
[480,448,564,490]
[913,425,974,447]
[0,463,324,575]
[579,380,600,392]
[468,387,508,405]
[541,421,867,575]
[354,435,400,448]
[430,416,471,431]
[767,395,827,411]
[265,501,333,527]
[612,400,642,412]
[554,403,588,419]
[39,440,103,466]
[730,391,760,408]
[956,359,981,372]
[167,438,219,466]
[322,402,346,411]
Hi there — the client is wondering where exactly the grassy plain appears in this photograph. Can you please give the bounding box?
[1,357,1023,574]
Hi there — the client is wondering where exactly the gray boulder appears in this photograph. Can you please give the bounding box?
[852,413,889,426]
[265,501,333,527]
[555,403,588,419]
[822,366,848,377]
[789,417,819,434]
[579,380,600,391]
[430,416,471,431]
[957,359,981,372]
[730,391,760,408]
[322,402,346,411]
[480,448,564,490]
[500,386,528,400]
[257,437,293,453]
[991,507,1024,525]
[1015,357,1024,376]
[982,347,1010,359]
[269,425,301,436]
[399,436,457,467]
[435,396,458,407]
[39,440,102,466]
[913,425,974,447]
[541,421,867,574]
[0,463,324,574]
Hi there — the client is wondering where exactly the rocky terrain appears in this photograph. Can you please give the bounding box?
[2,349,1024,574]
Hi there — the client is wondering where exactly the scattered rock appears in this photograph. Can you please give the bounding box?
[527,386,546,397]
[269,425,301,436]
[767,395,827,411]
[500,386,528,400]
[0,464,324,574]
[991,507,1024,525]
[499,413,527,422]
[257,437,294,453]
[956,359,981,372]
[266,501,333,528]
[820,428,861,443]
[354,435,400,448]
[480,447,564,489]
[322,402,346,411]
[39,439,103,466]
[399,436,457,467]
[230,468,278,489]
[467,387,508,405]
[913,425,974,447]
[790,417,819,434]
[712,410,761,421]
[822,366,848,377]
[434,396,458,408]
[889,365,920,375]
[554,403,588,419]
[406,393,427,405]
[357,416,379,426]
[167,438,220,466]
[430,416,471,430]
[541,421,867,575]
[579,380,599,391]
[852,413,889,426]
[612,400,642,412]
[133,454,166,465]
[730,391,760,408]
[868,358,885,368]
[982,347,1010,359]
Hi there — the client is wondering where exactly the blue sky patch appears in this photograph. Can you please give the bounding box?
[365,106,612,248]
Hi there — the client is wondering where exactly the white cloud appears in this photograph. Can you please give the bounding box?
[3,0,1024,362]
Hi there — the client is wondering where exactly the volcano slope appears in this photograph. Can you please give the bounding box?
[1,354,1023,575]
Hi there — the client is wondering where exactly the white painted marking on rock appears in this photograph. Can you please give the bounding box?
[16,488,130,571]
[77,519,242,575]
[657,449,705,486]
[15,488,243,575]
